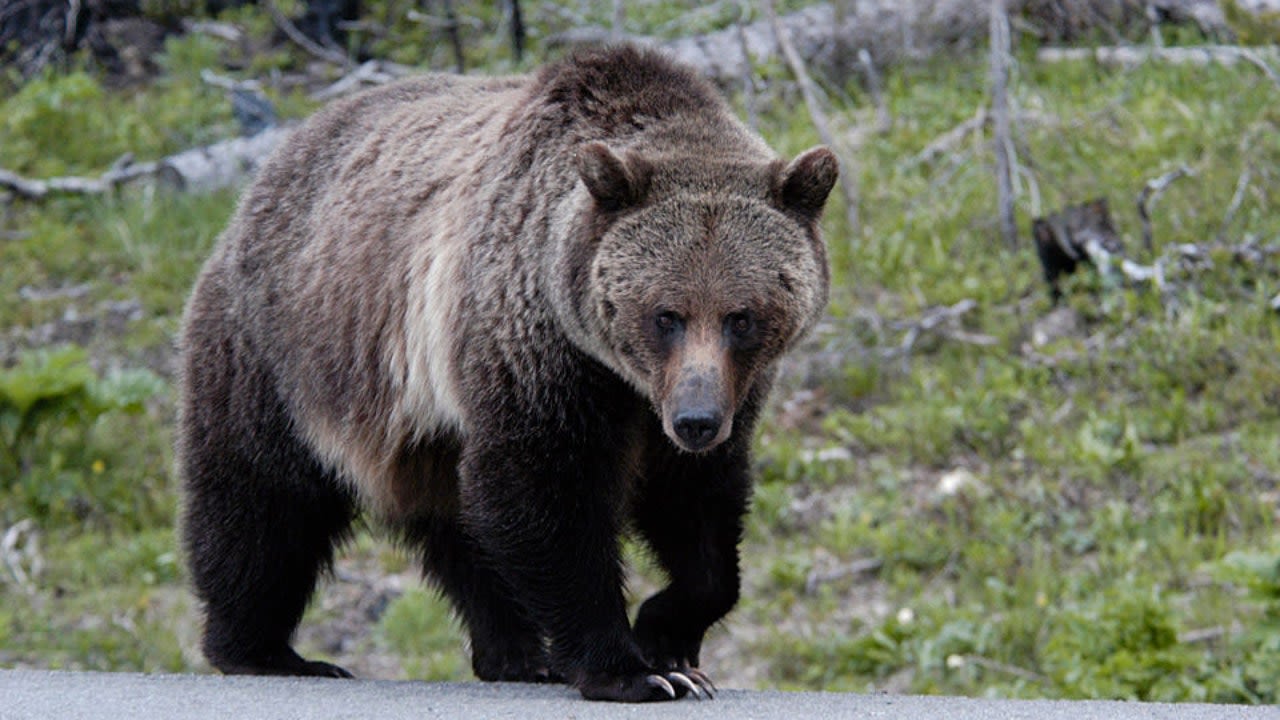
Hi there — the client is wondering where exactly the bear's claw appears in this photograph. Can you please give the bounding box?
[645,674,676,699]
[645,670,714,700]
[666,671,704,699]
[683,668,716,697]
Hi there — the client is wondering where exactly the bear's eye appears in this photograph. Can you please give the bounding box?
[725,311,755,340]
[654,310,683,336]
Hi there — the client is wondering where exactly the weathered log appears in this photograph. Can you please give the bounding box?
[0,125,294,201]
[640,0,1242,86]
[1037,44,1280,86]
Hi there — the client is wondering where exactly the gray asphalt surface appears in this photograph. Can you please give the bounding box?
[2,670,1276,719]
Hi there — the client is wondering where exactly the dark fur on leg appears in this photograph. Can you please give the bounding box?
[457,362,679,701]
[179,294,357,678]
[401,510,560,683]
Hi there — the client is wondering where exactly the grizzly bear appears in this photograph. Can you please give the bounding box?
[177,45,836,702]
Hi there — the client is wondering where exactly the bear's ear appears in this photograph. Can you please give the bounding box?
[776,146,839,218]
[576,142,651,212]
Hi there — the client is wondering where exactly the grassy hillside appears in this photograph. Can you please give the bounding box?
[1,6,1278,703]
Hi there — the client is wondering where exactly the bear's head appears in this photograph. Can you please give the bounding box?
[572,142,837,454]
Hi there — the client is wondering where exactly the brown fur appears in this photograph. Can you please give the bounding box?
[178,45,835,700]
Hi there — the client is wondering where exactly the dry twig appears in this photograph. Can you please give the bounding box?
[199,68,262,93]
[959,654,1048,683]
[266,0,351,68]
[805,557,883,594]
[1137,164,1193,255]
[1217,164,1253,244]
[910,107,987,168]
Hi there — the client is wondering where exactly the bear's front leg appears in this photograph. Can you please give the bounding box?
[630,399,759,692]
[459,418,702,702]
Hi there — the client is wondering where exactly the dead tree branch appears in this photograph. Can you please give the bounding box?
[1216,164,1253,244]
[883,299,996,367]
[1137,164,1193,254]
[762,0,858,236]
[310,59,412,101]
[181,18,244,43]
[909,108,988,167]
[442,0,464,73]
[735,0,758,131]
[859,49,892,134]
[267,0,351,68]
[0,164,155,200]
[1038,46,1280,89]
[990,0,1018,249]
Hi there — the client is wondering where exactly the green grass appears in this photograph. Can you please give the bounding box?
[1,5,1278,703]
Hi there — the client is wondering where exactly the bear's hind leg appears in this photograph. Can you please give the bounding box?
[405,513,559,683]
[179,342,358,677]
[183,439,358,677]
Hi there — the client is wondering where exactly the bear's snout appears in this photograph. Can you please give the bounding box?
[663,369,732,453]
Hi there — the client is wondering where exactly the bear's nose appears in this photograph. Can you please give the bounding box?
[673,411,722,451]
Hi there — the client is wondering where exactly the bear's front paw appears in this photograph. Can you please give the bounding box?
[632,597,713,691]
[576,668,713,702]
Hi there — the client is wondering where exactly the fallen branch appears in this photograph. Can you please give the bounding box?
[883,299,996,366]
[1037,45,1280,88]
[310,59,412,101]
[906,107,1065,169]
[0,162,156,200]
[1180,626,1229,645]
[1082,237,1280,298]
[181,18,244,43]
[404,9,485,30]
[805,557,883,594]
[958,654,1048,683]
[199,68,262,93]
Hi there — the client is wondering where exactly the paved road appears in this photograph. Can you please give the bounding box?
[1,670,1274,720]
